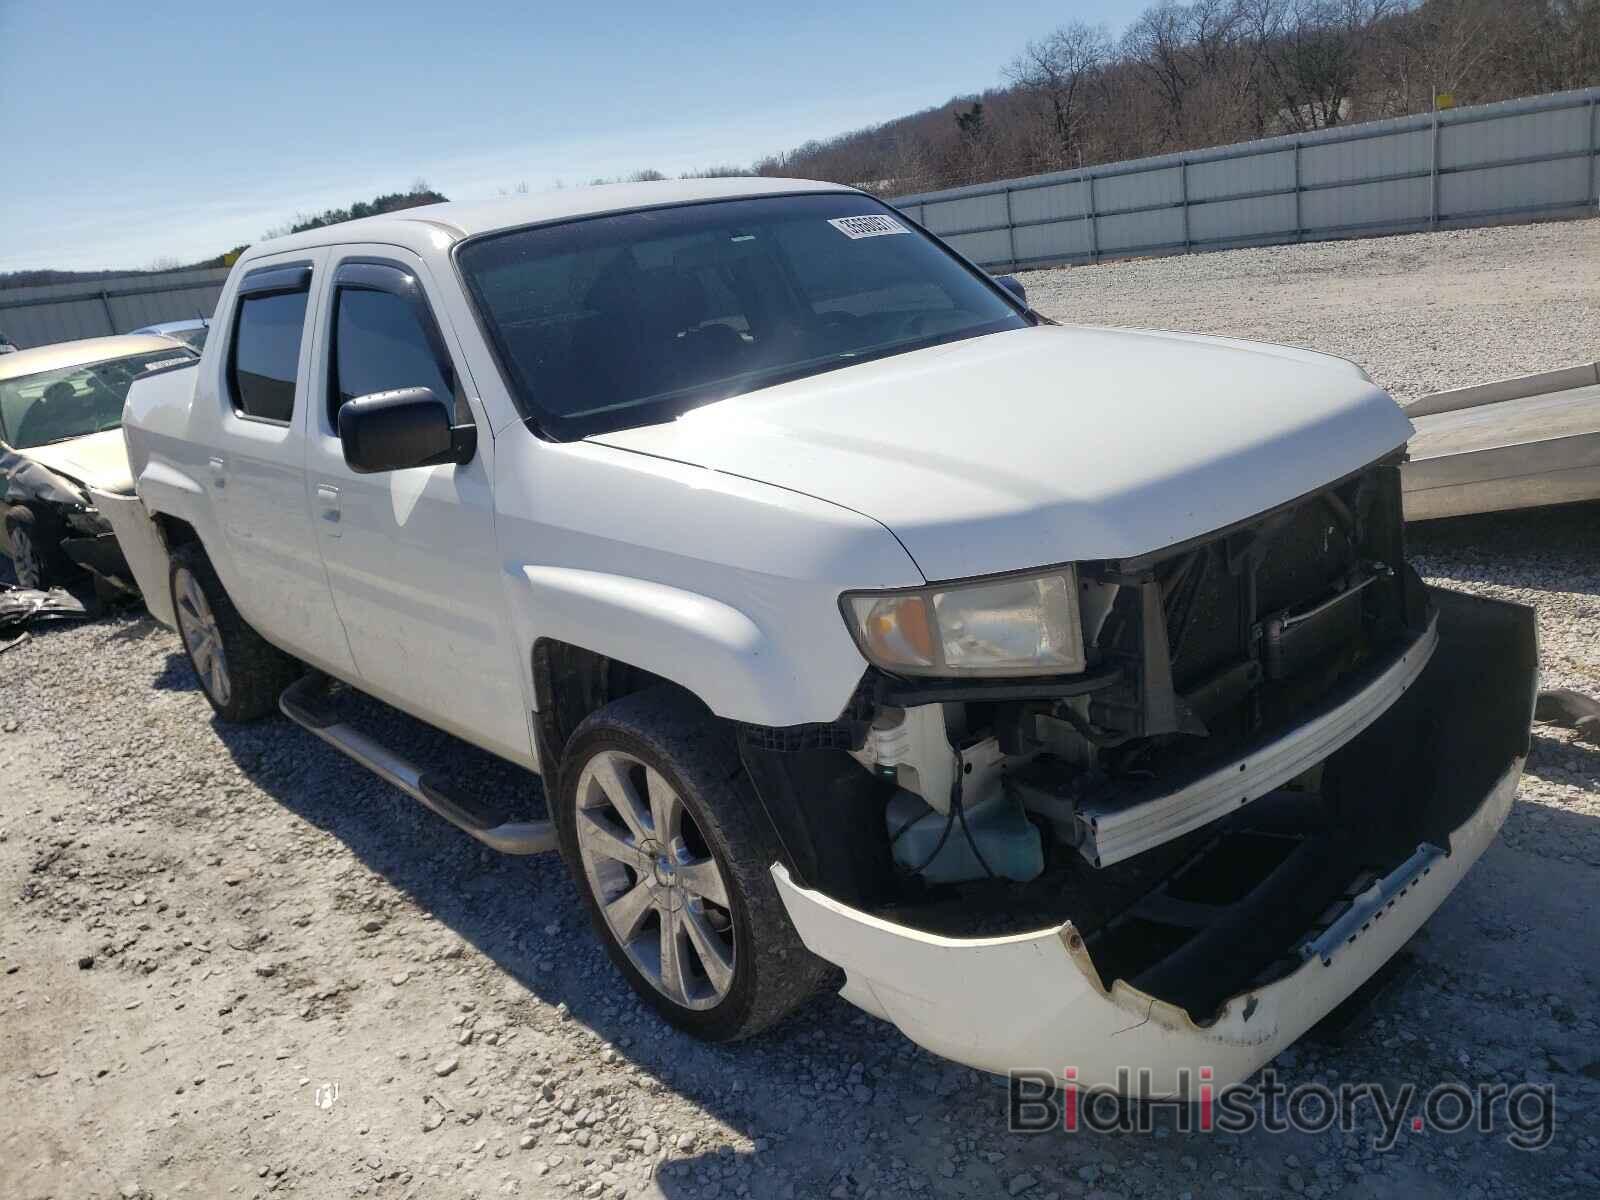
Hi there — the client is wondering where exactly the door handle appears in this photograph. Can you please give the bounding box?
[208,456,226,490]
[315,484,342,537]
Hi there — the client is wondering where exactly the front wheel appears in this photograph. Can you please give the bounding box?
[557,688,830,1041]
[169,542,300,722]
[4,505,71,590]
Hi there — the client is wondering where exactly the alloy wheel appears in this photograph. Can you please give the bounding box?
[8,524,41,589]
[573,749,736,1010]
[174,566,231,707]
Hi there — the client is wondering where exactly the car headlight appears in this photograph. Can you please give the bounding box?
[842,567,1086,677]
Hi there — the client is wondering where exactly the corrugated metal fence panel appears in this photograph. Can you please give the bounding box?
[921,191,1008,238]
[1300,128,1426,186]
[1014,212,1091,262]
[0,267,229,349]
[892,87,1600,271]
[1443,103,1591,169]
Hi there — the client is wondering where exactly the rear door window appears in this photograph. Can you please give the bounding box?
[229,276,310,423]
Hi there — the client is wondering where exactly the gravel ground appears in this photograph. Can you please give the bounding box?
[3,224,1599,1200]
[1024,217,1600,405]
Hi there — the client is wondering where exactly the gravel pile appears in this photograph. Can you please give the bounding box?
[3,225,1599,1199]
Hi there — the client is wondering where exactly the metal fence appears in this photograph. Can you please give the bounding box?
[0,266,229,350]
[892,87,1600,272]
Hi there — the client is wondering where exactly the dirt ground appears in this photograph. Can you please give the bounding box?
[3,224,1599,1200]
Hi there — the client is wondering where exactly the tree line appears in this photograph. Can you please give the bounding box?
[747,0,1600,195]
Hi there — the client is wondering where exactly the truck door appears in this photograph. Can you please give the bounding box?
[207,252,357,677]
[302,249,531,766]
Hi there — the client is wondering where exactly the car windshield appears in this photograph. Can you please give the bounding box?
[456,192,1031,439]
[0,347,196,449]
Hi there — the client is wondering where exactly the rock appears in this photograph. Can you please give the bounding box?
[852,1085,873,1103]
[421,1112,444,1133]
[1010,1173,1038,1195]
[77,954,94,970]
[677,1131,697,1151]
[433,1057,460,1078]
[361,919,384,933]
[391,971,410,986]
[641,1129,660,1156]
[254,963,276,978]
[519,1133,538,1149]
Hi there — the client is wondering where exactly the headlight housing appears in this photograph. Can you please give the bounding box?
[842,566,1086,677]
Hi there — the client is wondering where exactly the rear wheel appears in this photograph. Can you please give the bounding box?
[558,688,830,1041]
[4,505,71,590]
[169,542,300,721]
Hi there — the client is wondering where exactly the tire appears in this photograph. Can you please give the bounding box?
[557,687,830,1041]
[4,505,72,590]
[169,541,300,722]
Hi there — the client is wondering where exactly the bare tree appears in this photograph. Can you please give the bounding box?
[1492,0,1600,95]
[1248,0,1396,131]
[1006,21,1113,167]
[1369,0,1499,115]
[1122,2,1199,141]
[1122,0,1249,143]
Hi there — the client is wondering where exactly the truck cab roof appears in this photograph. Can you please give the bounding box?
[237,177,853,263]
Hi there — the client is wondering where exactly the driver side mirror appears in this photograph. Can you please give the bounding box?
[994,274,1027,305]
[337,387,477,474]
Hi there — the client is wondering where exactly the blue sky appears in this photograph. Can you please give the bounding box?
[0,0,1143,273]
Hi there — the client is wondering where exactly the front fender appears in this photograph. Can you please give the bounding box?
[2,449,88,509]
[514,565,865,728]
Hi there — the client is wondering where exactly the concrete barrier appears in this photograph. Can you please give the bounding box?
[1403,362,1600,418]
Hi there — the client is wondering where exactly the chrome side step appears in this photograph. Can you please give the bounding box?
[279,674,558,855]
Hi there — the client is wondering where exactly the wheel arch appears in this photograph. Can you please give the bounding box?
[513,564,867,734]
[530,637,681,783]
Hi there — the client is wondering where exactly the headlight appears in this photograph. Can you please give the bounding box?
[843,567,1085,677]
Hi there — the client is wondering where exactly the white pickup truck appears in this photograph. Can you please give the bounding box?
[114,178,1537,1096]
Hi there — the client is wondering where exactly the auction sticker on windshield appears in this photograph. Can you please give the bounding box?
[828,214,909,239]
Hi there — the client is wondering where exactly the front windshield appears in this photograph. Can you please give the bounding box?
[0,347,196,449]
[456,192,1031,439]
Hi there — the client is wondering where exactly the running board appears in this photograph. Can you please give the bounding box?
[279,674,558,855]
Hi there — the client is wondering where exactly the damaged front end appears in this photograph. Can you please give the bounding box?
[1,450,137,592]
[745,457,1538,1094]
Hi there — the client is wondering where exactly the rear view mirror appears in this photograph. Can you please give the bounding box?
[994,274,1027,305]
[337,387,476,474]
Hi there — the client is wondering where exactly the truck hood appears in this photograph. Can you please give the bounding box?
[13,429,135,496]
[587,325,1414,580]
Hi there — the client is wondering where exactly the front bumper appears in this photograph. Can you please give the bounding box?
[772,587,1537,1096]
[87,487,175,625]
